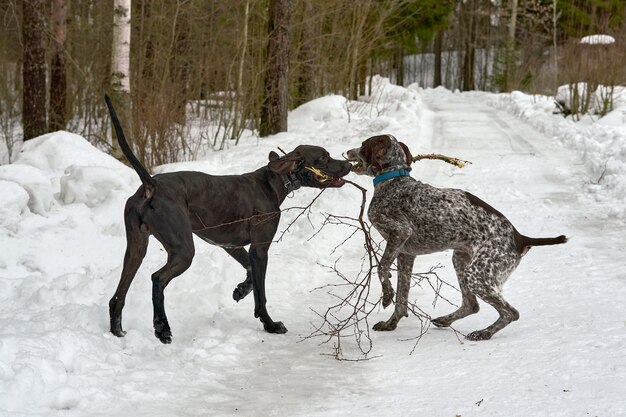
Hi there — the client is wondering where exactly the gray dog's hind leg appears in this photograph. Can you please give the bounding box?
[151,252,193,344]
[149,212,195,344]
[109,208,149,337]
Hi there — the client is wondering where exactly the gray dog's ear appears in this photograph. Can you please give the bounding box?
[268,151,280,162]
[268,152,301,174]
[399,142,413,167]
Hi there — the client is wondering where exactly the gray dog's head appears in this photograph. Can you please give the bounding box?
[267,145,352,188]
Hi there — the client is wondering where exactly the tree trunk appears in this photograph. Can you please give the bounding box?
[233,0,250,141]
[169,1,190,124]
[462,0,476,91]
[348,0,370,99]
[294,0,314,107]
[357,58,368,97]
[434,30,443,87]
[552,0,558,95]
[260,0,290,137]
[394,44,405,86]
[49,0,68,131]
[22,0,48,140]
[504,0,518,91]
[110,0,131,159]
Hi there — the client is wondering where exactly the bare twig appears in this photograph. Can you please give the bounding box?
[301,180,465,359]
[413,153,472,168]
[275,189,327,242]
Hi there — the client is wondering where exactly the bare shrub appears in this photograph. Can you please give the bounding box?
[557,35,624,118]
[301,181,463,360]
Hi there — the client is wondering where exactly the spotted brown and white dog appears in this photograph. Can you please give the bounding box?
[346,134,567,340]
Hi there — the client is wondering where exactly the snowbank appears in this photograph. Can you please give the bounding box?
[0,131,138,219]
[490,90,626,218]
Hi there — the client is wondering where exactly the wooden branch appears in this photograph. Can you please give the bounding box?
[413,153,471,168]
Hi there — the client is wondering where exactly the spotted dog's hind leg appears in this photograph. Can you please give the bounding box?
[463,246,520,341]
[465,292,519,341]
[432,249,479,328]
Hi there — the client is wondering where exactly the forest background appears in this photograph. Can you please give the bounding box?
[2,0,625,166]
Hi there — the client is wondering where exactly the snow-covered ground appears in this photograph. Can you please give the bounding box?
[1,78,624,416]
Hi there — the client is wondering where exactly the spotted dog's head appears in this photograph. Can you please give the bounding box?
[268,145,352,188]
[346,135,413,177]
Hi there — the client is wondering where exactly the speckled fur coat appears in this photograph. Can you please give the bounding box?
[347,134,567,340]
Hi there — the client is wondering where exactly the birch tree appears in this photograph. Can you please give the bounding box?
[110,0,131,159]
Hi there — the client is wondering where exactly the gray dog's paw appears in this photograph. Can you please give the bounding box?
[264,321,288,334]
[232,283,252,302]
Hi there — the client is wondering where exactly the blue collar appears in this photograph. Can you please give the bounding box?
[373,169,411,185]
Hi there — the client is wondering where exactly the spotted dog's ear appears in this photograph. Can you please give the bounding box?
[399,142,413,167]
[268,151,301,174]
[363,135,392,173]
[372,145,387,172]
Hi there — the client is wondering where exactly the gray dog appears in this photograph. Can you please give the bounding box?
[347,134,566,340]
[105,95,351,343]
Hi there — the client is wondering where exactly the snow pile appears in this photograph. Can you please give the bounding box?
[288,76,423,142]
[491,90,626,218]
[0,179,29,229]
[580,34,616,45]
[555,83,626,115]
[288,95,349,128]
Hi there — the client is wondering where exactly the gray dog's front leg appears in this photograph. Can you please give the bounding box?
[223,247,254,302]
[233,270,253,302]
[249,244,287,334]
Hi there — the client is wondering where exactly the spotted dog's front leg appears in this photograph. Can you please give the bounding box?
[371,216,412,309]
[374,253,415,331]
[377,265,394,308]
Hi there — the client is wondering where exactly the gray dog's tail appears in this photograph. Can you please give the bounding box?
[104,94,156,197]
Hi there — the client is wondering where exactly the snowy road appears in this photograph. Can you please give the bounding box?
[1,82,624,417]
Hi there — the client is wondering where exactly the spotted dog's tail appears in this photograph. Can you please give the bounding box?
[523,235,568,247]
[516,233,567,256]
